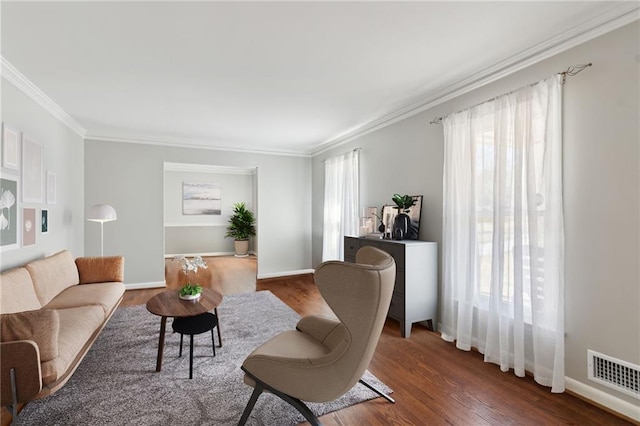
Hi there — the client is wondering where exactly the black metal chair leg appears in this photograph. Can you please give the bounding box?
[179,334,184,357]
[238,382,264,426]
[359,378,395,403]
[240,367,322,426]
[189,334,194,379]
[210,329,216,356]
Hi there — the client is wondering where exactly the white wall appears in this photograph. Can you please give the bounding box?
[84,139,312,285]
[312,21,639,413]
[0,79,84,271]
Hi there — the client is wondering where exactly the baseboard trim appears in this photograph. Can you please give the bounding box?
[125,281,166,290]
[164,252,235,258]
[565,377,640,423]
[257,269,314,280]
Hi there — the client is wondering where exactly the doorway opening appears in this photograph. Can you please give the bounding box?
[163,162,258,295]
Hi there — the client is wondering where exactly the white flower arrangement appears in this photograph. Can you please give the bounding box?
[172,255,208,298]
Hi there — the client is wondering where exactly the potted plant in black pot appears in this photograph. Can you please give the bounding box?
[225,202,256,257]
[391,194,416,240]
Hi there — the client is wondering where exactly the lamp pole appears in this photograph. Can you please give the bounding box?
[87,204,117,257]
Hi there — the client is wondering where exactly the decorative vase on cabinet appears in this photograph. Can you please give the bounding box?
[344,236,438,338]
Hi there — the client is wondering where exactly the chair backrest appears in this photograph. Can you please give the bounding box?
[313,246,395,397]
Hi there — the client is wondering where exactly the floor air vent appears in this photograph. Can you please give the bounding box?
[588,350,640,399]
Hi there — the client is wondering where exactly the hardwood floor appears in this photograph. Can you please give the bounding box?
[4,274,635,425]
[127,276,633,426]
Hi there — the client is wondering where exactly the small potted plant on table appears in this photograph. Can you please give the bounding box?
[173,255,208,300]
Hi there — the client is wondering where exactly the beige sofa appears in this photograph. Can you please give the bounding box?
[0,250,125,409]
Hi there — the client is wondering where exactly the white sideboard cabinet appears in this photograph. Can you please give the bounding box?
[344,236,438,338]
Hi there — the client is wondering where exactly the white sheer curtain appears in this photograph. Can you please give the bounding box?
[441,75,565,392]
[322,150,359,261]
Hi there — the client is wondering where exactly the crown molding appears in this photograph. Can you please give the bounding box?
[312,3,640,157]
[1,57,87,137]
[85,133,312,158]
[163,161,256,175]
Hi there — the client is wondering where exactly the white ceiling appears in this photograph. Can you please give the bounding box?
[1,1,637,156]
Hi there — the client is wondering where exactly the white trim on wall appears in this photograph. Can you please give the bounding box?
[164,162,258,175]
[312,3,640,156]
[257,268,314,280]
[164,223,227,228]
[88,134,310,158]
[125,281,166,290]
[164,251,235,258]
[1,57,86,137]
[565,377,640,422]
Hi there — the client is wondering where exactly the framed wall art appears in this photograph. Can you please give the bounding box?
[2,124,20,171]
[41,209,49,234]
[182,182,222,215]
[0,177,19,250]
[22,137,44,203]
[381,195,423,240]
[23,207,36,247]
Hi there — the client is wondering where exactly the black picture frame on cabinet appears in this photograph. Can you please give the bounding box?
[381,195,423,240]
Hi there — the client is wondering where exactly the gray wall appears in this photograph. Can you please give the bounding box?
[84,139,311,284]
[0,79,84,270]
[164,168,254,255]
[312,22,639,407]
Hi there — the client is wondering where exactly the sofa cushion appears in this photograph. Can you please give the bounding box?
[40,305,104,386]
[75,256,124,284]
[25,250,80,306]
[0,309,60,362]
[0,267,41,314]
[44,282,125,317]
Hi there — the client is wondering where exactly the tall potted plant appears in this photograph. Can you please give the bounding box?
[225,202,256,257]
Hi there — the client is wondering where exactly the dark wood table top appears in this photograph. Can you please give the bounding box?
[146,288,223,318]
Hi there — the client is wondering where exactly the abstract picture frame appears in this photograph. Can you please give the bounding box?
[22,137,44,203]
[23,207,36,247]
[182,182,222,215]
[41,209,49,234]
[0,177,19,251]
[2,124,20,171]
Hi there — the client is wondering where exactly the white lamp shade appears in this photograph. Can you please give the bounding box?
[87,204,117,223]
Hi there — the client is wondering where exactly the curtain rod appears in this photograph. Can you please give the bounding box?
[429,63,592,125]
[321,147,361,163]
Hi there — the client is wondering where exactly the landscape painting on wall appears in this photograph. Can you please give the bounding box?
[182,182,222,215]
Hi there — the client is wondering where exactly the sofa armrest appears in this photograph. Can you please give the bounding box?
[75,256,124,284]
[0,341,43,406]
[296,315,341,343]
[0,310,59,361]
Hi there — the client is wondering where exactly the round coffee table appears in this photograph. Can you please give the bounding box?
[146,288,223,372]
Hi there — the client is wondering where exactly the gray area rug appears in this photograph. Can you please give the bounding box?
[18,290,392,425]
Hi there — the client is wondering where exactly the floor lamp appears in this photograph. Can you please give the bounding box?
[87,204,117,256]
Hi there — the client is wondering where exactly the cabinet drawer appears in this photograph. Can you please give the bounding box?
[388,293,405,320]
[344,238,359,259]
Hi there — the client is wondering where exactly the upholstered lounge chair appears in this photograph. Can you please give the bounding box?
[238,246,396,425]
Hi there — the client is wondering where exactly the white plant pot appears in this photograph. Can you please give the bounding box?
[234,239,249,257]
[179,292,201,301]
